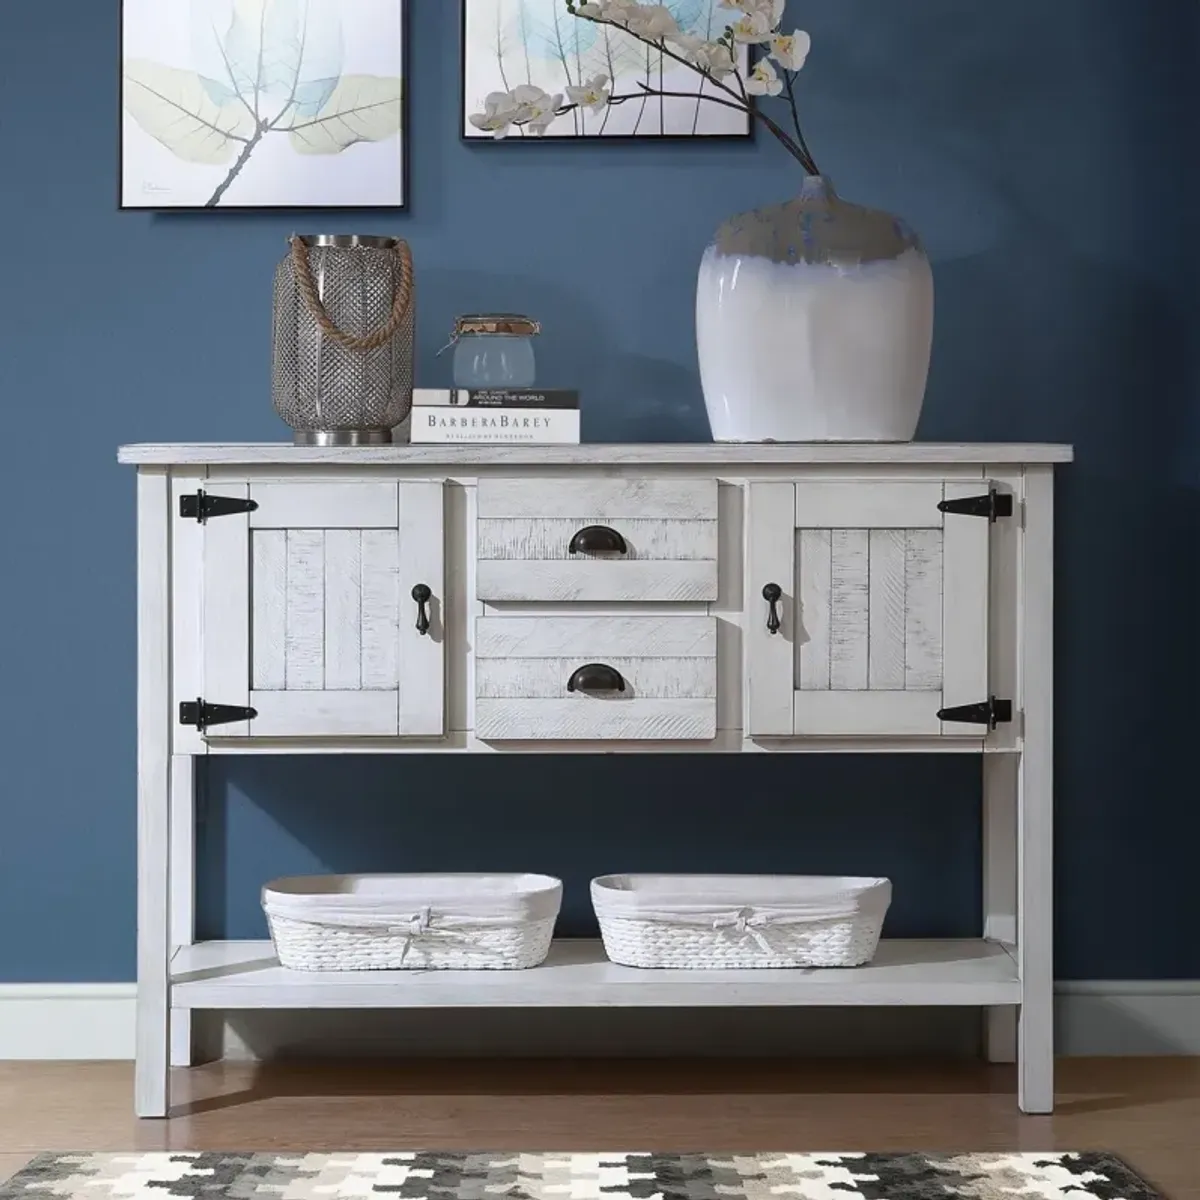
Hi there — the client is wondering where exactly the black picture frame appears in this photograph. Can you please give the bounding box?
[459,0,755,144]
[119,0,410,211]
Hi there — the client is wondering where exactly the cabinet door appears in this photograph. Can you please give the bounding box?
[745,481,992,737]
[200,481,444,738]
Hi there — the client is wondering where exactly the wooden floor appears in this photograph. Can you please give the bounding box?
[0,1060,1196,1199]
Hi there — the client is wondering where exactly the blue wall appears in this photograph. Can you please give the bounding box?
[1,1,1197,982]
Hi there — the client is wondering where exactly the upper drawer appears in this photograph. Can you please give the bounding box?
[476,478,718,602]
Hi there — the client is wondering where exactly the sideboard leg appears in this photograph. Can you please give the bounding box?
[982,755,1017,1063]
[136,468,171,1119]
[169,755,197,1068]
[1017,466,1055,1115]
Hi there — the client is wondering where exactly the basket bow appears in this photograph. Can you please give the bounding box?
[710,906,781,957]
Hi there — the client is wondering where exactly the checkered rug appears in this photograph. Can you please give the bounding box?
[0,1153,1163,1200]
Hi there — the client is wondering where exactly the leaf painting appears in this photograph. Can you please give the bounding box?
[122,0,405,208]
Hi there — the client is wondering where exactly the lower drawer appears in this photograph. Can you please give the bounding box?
[475,616,716,741]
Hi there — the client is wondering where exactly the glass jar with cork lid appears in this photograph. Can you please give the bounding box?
[448,313,541,389]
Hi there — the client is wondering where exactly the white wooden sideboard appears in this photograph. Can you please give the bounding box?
[119,441,1073,1119]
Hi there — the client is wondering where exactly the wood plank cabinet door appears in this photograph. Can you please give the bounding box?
[745,480,994,738]
[198,481,444,738]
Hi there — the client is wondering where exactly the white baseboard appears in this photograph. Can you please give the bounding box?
[0,984,137,1060]
[1054,980,1200,1056]
[3,981,1198,1061]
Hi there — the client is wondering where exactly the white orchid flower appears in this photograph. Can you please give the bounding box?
[625,3,680,38]
[526,91,564,135]
[686,39,736,78]
[566,73,611,114]
[730,10,775,43]
[594,0,639,27]
[468,90,521,138]
[745,57,783,96]
[769,29,811,71]
[576,1,606,14]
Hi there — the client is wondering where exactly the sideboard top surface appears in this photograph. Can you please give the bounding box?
[118,442,1075,466]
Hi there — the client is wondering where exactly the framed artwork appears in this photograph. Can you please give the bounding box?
[461,0,753,141]
[121,0,408,210]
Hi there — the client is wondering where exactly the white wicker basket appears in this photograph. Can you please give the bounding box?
[592,874,891,969]
[263,874,562,971]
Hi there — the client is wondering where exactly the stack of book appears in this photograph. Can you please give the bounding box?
[410,389,580,444]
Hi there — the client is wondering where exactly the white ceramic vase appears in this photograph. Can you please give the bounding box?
[696,177,934,442]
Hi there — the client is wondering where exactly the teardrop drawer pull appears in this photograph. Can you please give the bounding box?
[411,583,432,636]
[567,663,627,693]
[568,525,628,555]
[763,583,782,635]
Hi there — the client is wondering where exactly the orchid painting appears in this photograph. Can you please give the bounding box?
[121,0,407,209]
[465,0,818,167]
[462,0,752,138]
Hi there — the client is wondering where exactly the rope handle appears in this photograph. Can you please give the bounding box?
[289,235,414,353]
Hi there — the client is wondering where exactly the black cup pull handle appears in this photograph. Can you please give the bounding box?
[568,524,628,555]
[763,583,783,635]
[411,583,432,636]
[567,663,627,693]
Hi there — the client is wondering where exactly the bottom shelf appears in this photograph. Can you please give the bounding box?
[170,938,1020,1009]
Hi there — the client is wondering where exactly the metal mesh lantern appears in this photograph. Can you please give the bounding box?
[272,235,415,445]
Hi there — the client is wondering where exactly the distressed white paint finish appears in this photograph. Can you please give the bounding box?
[713,481,744,733]
[443,482,478,734]
[796,529,832,692]
[1018,466,1055,1113]
[940,481,992,727]
[131,449,1065,1115]
[984,753,1018,1064]
[170,938,1021,1008]
[477,518,717,561]
[795,481,943,529]
[476,616,715,659]
[985,472,1022,753]
[983,471,1022,1060]
[249,482,398,529]
[477,561,718,603]
[477,657,716,699]
[868,530,907,690]
[202,480,446,738]
[904,529,944,692]
[829,529,870,691]
[284,530,325,691]
[794,690,942,737]
[168,755,195,1069]
[476,614,717,739]
[201,482,251,737]
[476,481,718,602]
[744,483,795,736]
[251,530,287,692]
[246,691,400,737]
[323,530,363,691]
[397,480,446,736]
[360,530,400,691]
[136,468,170,1118]
[477,478,717,520]
[121,442,1075,465]
[170,473,207,756]
[476,698,716,741]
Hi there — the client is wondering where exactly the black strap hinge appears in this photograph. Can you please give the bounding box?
[180,490,259,523]
[180,699,258,731]
[937,697,1013,729]
[937,488,1014,522]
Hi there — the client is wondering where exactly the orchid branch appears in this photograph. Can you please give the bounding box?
[568,7,813,171]
[783,71,818,174]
